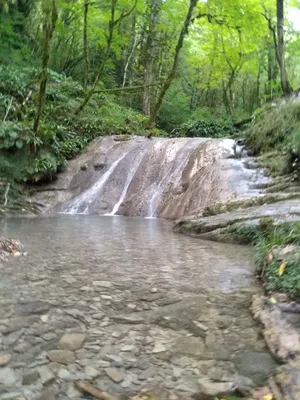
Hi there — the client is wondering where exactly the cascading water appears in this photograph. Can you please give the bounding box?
[45,136,269,219]
[62,152,128,214]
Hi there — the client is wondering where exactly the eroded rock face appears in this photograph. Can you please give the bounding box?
[30,136,268,219]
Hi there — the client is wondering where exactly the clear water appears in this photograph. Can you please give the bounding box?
[0,216,272,397]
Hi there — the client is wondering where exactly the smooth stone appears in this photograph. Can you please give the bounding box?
[38,365,55,385]
[93,281,112,288]
[93,313,105,320]
[121,344,135,352]
[0,353,11,366]
[137,355,150,370]
[121,375,132,388]
[138,368,154,381]
[0,368,17,387]
[105,367,124,383]
[197,378,234,396]
[101,295,112,300]
[16,301,49,316]
[189,321,208,338]
[47,349,75,364]
[57,368,73,381]
[152,342,166,353]
[34,389,56,400]
[151,288,158,293]
[233,351,277,386]
[104,354,124,367]
[0,394,25,400]
[144,336,154,345]
[22,369,40,385]
[112,315,145,324]
[84,365,100,379]
[58,333,86,351]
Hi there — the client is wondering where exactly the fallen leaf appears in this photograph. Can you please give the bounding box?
[263,393,273,400]
[279,263,288,277]
[269,297,277,304]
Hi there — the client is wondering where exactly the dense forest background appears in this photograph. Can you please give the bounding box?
[1,0,300,187]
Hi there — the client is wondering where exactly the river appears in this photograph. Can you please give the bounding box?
[0,215,276,399]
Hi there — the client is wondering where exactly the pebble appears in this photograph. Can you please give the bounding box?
[112,315,145,324]
[152,342,166,353]
[105,367,124,383]
[93,281,112,288]
[0,394,25,400]
[38,365,55,385]
[0,353,11,366]
[57,368,73,381]
[121,344,135,352]
[47,349,75,364]
[93,312,105,320]
[101,295,112,300]
[22,369,40,385]
[0,367,17,387]
[58,333,86,351]
[104,354,124,367]
[84,365,100,379]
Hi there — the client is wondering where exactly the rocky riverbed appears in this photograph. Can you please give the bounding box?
[0,216,276,400]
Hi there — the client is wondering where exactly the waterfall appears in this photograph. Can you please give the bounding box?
[62,152,128,214]
[52,136,268,219]
[107,150,146,216]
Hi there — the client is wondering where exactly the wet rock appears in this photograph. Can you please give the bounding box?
[93,312,105,320]
[22,369,40,385]
[16,301,49,316]
[121,344,135,352]
[0,394,25,400]
[137,355,150,370]
[84,365,100,379]
[93,281,112,288]
[173,336,205,358]
[0,367,17,387]
[38,365,55,385]
[121,375,132,388]
[138,368,154,381]
[104,354,123,367]
[58,333,86,351]
[0,353,11,366]
[112,315,145,324]
[47,349,75,364]
[57,368,73,381]
[152,342,166,354]
[188,321,208,338]
[105,367,124,383]
[233,351,277,386]
[197,377,235,396]
[34,389,56,400]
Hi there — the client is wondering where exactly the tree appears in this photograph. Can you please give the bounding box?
[276,0,293,94]
[74,0,138,115]
[33,0,58,135]
[147,0,199,133]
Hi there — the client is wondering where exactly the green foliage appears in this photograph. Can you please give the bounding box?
[171,119,236,138]
[0,65,148,185]
[246,101,300,176]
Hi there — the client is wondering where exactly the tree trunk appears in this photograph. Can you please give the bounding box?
[143,0,161,116]
[33,0,58,136]
[147,0,198,133]
[83,0,89,90]
[276,0,293,95]
[122,17,137,87]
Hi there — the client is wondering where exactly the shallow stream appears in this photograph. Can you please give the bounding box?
[0,216,276,399]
